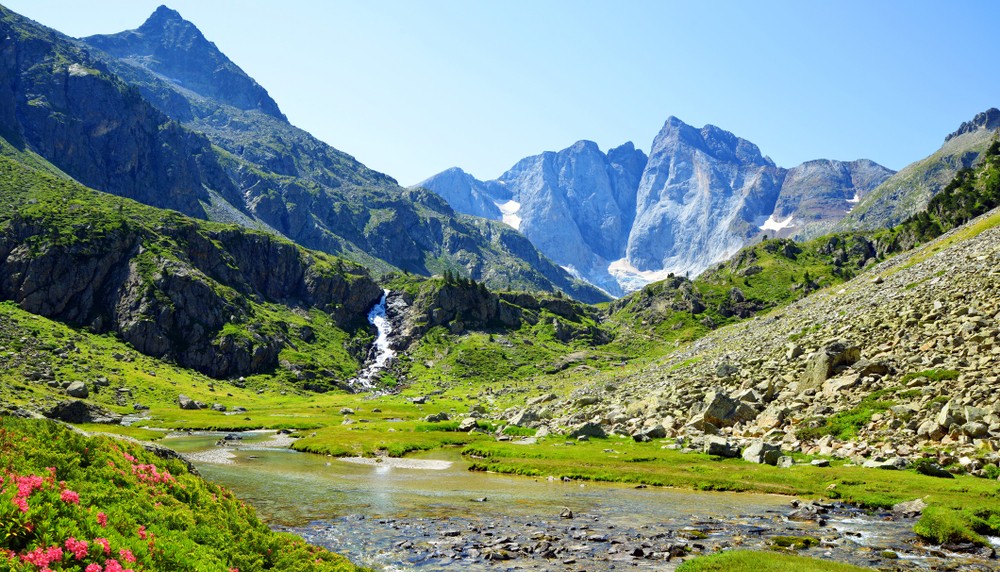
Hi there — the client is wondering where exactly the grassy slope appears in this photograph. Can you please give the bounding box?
[836,127,993,230]
[676,551,872,572]
[0,417,366,571]
[0,149,377,384]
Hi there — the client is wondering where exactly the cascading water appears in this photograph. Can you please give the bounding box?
[350,289,395,390]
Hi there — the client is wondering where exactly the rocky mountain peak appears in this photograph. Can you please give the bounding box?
[85,6,286,120]
[141,5,187,30]
[945,107,1000,142]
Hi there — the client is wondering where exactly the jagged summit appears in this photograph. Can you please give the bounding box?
[419,115,893,296]
[85,6,286,120]
[945,107,1000,142]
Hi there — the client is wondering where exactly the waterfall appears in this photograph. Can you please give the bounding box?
[350,289,396,390]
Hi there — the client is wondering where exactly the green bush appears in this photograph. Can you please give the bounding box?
[0,418,364,571]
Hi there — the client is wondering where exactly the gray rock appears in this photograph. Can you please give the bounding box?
[44,400,122,424]
[424,412,449,423]
[862,457,909,470]
[915,461,955,479]
[704,436,739,458]
[458,418,478,432]
[802,340,861,386]
[776,456,796,468]
[66,381,89,398]
[693,390,758,428]
[177,394,201,410]
[568,422,606,439]
[211,403,227,412]
[742,441,781,465]
[892,498,928,517]
[509,408,538,427]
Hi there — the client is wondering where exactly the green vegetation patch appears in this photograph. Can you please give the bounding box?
[0,417,365,571]
[676,550,872,571]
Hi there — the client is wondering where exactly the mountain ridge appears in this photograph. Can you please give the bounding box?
[419,118,893,295]
[0,4,608,302]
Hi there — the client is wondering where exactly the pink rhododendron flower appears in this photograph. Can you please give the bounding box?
[97,512,108,527]
[65,537,90,560]
[104,559,123,572]
[94,537,111,555]
[12,496,29,512]
[85,564,102,572]
[60,489,80,504]
[137,525,147,540]
[118,549,136,563]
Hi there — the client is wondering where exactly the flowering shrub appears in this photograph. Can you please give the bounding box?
[0,418,364,572]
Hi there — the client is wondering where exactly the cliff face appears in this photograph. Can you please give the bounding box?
[0,156,382,378]
[0,6,238,219]
[419,118,893,296]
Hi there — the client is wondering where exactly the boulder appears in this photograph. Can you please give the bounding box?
[917,419,946,441]
[509,409,538,427]
[692,390,758,428]
[458,418,478,432]
[742,441,781,465]
[424,412,449,423]
[893,498,928,517]
[821,374,859,397]
[961,421,989,439]
[44,400,121,424]
[801,340,860,386]
[568,422,606,439]
[914,461,955,479]
[776,455,796,468]
[177,394,201,410]
[211,403,227,412]
[65,381,89,398]
[704,436,739,458]
[862,457,909,470]
[632,423,667,442]
[937,400,965,428]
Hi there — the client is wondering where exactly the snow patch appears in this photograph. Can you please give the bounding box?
[608,258,677,292]
[847,191,861,204]
[759,213,795,232]
[495,199,522,230]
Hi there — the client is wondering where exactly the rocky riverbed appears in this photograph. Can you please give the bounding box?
[175,433,998,572]
[285,497,997,571]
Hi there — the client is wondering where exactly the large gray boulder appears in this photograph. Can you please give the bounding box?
[66,381,89,398]
[704,436,739,458]
[802,340,861,386]
[742,441,782,465]
[689,390,758,429]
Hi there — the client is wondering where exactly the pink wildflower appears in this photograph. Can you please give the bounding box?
[65,537,90,560]
[12,496,28,513]
[97,512,108,527]
[104,559,123,572]
[86,564,102,572]
[118,549,136,563]
[94,537,111,555]
[60,489,80,504]
[137,525,147,540]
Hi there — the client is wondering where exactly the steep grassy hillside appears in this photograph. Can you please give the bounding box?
[0,417,366,571]
[837,109,998,231]
[0,151,382,382]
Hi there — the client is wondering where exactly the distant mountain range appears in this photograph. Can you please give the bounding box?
[418,118,896,296]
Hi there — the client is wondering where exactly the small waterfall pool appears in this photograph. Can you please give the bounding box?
[351,289,395,390]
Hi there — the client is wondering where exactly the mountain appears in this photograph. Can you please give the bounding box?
[418,118,892,295]
[836,108,1000,231]
[0,5,607,302]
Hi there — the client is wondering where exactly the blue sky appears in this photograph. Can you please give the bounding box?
[5,1,1000,185]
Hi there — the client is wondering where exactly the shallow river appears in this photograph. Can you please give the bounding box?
[165,432,997,571]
